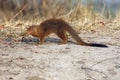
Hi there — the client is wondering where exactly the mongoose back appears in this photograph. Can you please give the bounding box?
[24,18,107,47]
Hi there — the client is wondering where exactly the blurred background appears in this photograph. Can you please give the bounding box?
[0,0,120,21]
[0,0,120,41]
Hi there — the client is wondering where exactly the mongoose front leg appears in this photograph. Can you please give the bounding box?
[36,36,45,45]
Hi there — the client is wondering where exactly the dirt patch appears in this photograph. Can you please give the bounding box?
[0,32,120,80]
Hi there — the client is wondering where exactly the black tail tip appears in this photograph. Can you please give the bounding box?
[90,43,108,48]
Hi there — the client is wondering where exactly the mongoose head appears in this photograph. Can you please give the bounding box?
[24,26,36,36]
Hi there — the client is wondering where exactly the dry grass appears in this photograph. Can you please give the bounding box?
[0,1,120,39]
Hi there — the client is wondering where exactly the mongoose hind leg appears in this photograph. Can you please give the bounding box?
[57,31,68,44]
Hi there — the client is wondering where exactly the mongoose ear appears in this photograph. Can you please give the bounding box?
[26,27,29,29]
[26,25,30,29]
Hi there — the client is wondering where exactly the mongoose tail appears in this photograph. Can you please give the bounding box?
[66,26,108,47]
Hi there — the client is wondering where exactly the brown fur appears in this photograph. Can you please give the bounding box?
[24,18,107,47]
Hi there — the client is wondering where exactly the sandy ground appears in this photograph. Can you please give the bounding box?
[0,32,120,80]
